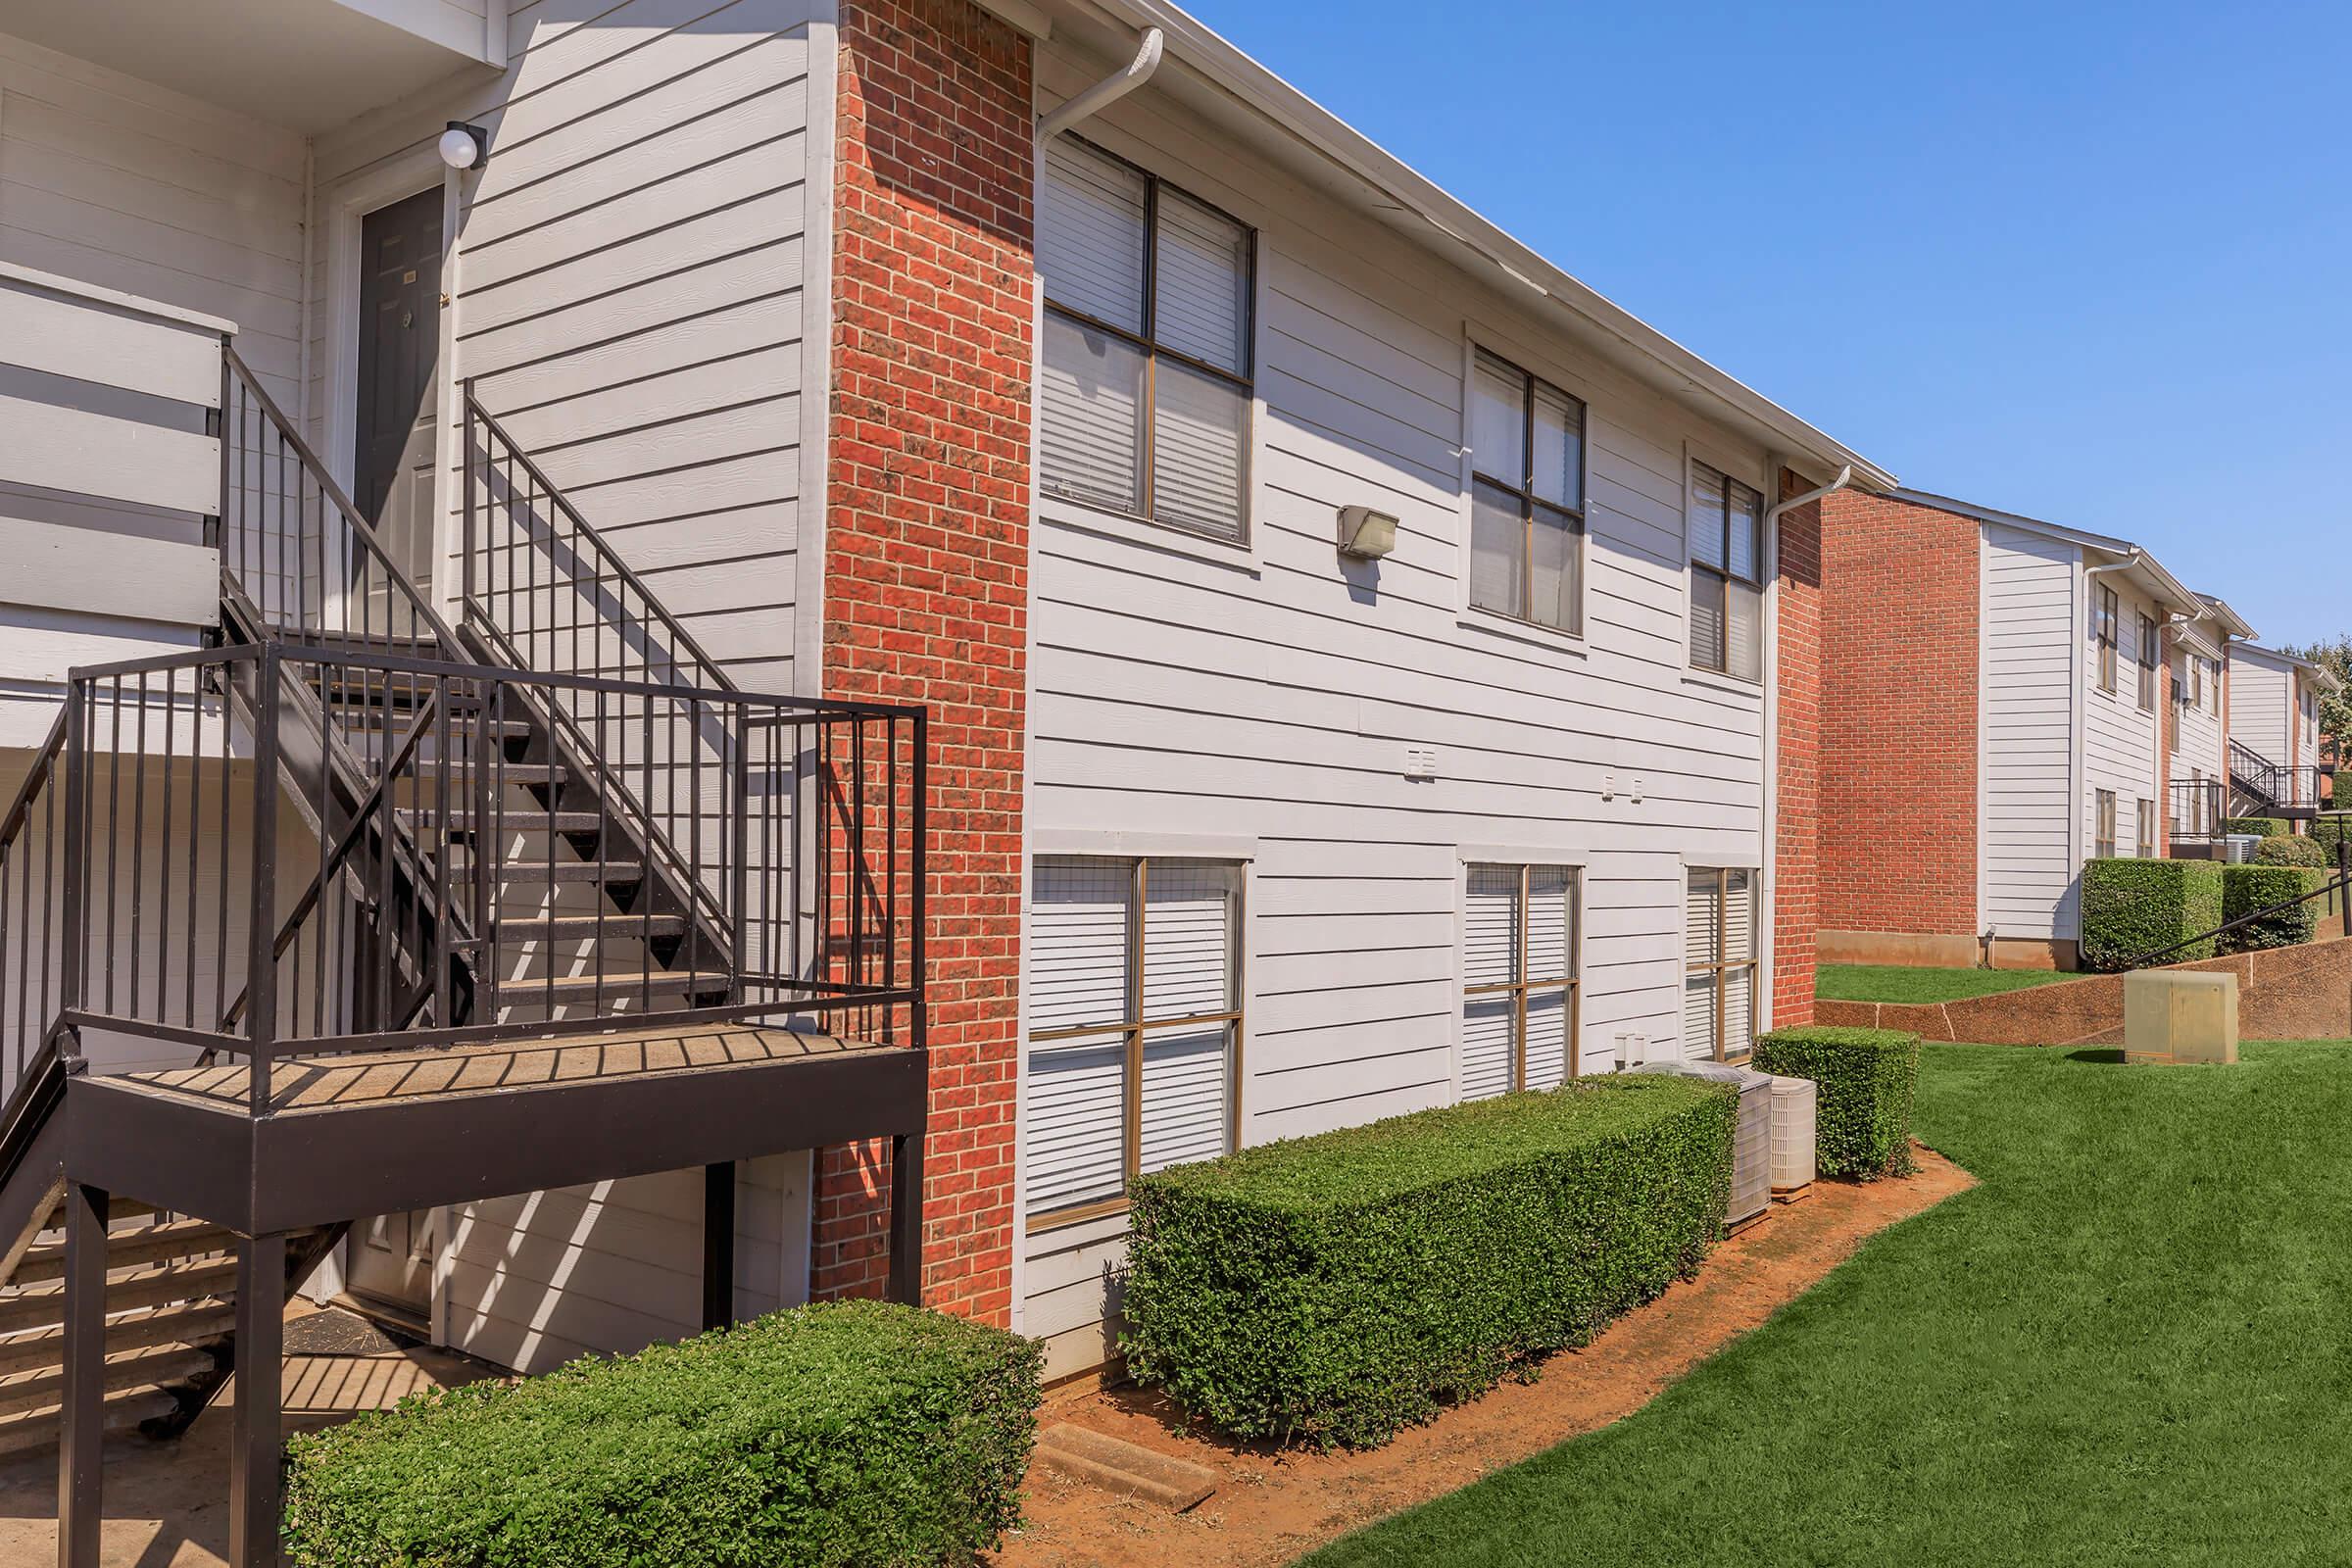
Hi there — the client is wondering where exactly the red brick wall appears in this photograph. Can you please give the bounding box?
[1772,469,1823,1027]
[1818,491,1981,939]
[812,0,1032,1325]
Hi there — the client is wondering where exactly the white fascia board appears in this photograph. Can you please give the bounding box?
[1044,0,1893,493]
[1894,487,2201,615]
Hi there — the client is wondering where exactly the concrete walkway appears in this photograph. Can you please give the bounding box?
[0,1308,497,1567]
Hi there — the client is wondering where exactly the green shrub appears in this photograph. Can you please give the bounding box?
[2307,816,2352,863]
[1119,1077,1735,1449]
[2220,863,2327,954]
[281,1300,1043,1568]
[2225,816,2290,839]
[2256,833,2329,867]
[2078,858,2225,971]
[1752,1027,1920,1181]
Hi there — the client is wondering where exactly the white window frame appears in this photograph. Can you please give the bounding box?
[1034,133,1264,566]
[1682,859,1762,1063]
[1453,326,1597,659]
[1682,442,1775,692]
[1456,857,1585,1098]
[1021,848,1250,1235]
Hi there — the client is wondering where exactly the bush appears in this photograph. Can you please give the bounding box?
[2078,858,2225,972]
[2225,816,2290,839]
[2220,863,2327,954]
[281,1300,1043,1568]
[2257,833,2329,867]
[1119,1077,1735,1448]
[1752,1027,1920,1181]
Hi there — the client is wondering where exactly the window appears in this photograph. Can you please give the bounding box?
[2189,655,2203,710]
[1038,137,1254,544]
[2209,659,2222,714]
[1461,864,1580,1099]
[2169,656,2184,755]
[2135,615,2158,710]
[1683,869,1758,1061]
[2095,790,2117,858]
[1024,856,1243,1229]
[2136,800,2156,858]
[2095,586,2119,694]
[1688,463,1764,679]
[1468,350,1586,634]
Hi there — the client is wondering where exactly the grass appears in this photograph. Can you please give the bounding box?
[1815,961,2081,1004]
[1300,1042,2352,1566]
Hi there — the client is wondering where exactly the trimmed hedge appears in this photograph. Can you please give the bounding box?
[2225,816,2290,839]
[2256,833,2329,867]
[1119,1076,1735,1449]
[2078,858,2225,972]
[281,1300,1043,1568]
[2220,863,2327,954]
[1752,1027,1920,1181]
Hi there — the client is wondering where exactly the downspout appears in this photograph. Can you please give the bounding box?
[1037,26,1164,141]
[1763,463,1854,530]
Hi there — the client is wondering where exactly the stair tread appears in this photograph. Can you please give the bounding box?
[494,912,686,937]
[0,1389,177,1457]
[480,860,644,883]
[0,1302,236,1377]
[0,1344,215,1420]
[505,969,730,999]
[410,809,607,833]
[0,1258,238,1336]
[13,1219,232,1286]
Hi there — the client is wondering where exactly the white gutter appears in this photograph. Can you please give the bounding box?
[1765,464,1854,530]
[1037,25,1163,141]
[1067,0,1891,490]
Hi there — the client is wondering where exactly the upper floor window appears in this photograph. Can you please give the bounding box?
[2188,654,2203,710]
[1038,137,1254,544]
[2136,614,2158,710]
[1024,856,1243,1229]
[1689,463,1763,680]
[1461,863,1580,1099]
[2095,586,2120,693]
[1468,350,1586,634]
[2209,658,2222,714]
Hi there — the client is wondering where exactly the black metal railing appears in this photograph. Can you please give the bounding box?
[17,643,921,1116]
[2168,778,2228,843]
[0,710,71,1112]
[220,345,459,660]
[2129,831,2352,967]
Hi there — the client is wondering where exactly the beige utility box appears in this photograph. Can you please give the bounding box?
[2122,969,2238,1065]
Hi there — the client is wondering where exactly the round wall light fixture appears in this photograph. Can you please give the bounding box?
[439,122,490,172]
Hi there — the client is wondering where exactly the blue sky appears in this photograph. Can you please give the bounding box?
[1178,0,2351,648]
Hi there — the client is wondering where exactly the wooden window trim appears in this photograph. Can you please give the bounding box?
[2096,586,2119,694]
[1688,462,1764,679]
[1686,868,1759,1062]
[1462,862,1582,1090]
[1027,855,1246,1235]
[2095,789,2118,858]
[1469,349,1588,636]
[1041,134,1258,547]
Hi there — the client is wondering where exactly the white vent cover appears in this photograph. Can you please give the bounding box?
[1765,1073,1817,1197]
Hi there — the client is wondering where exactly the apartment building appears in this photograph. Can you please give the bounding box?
[1,0,1905,1550]
[1815,488,2250,970]
[2225,643,2339,822]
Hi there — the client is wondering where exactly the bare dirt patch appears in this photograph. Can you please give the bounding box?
[996,1148,1974,1568]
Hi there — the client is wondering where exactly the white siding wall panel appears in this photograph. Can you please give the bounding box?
[2230,653,2293,766]
[2082,578,2164,876]
[1979,525,2077,944]
[1021,49,1776,1359]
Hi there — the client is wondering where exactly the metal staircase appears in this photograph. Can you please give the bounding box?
[0,347,923,1491]
[2230,738,2329,821]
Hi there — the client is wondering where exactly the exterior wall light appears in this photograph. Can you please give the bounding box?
[439,122,491,171]
[1337,505,1397,560]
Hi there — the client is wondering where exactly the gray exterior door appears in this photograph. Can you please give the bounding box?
[355,184,443,603]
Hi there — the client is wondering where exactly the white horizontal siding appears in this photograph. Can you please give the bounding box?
[2229,651,2293,767]
[2082,576,2164,880]
[1979,525,2076,944]
[1021,44,1780,1349]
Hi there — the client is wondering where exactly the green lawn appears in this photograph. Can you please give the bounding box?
[1815,961,2081,1004]
[1301,1043,2352,1566]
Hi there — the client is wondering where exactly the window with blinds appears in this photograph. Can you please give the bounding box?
[1683,868,1758,1061]
[1689,463,1763,680]
[1460,864,1579,1100]
[2095,790,2117,858]
[2136,800,2156,858]
[2136,614,2158,710]
[1038,136,1254,544]
[1024,856,1243,1229]
[1467,350,1586,634]
[2095,586,2119,693]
